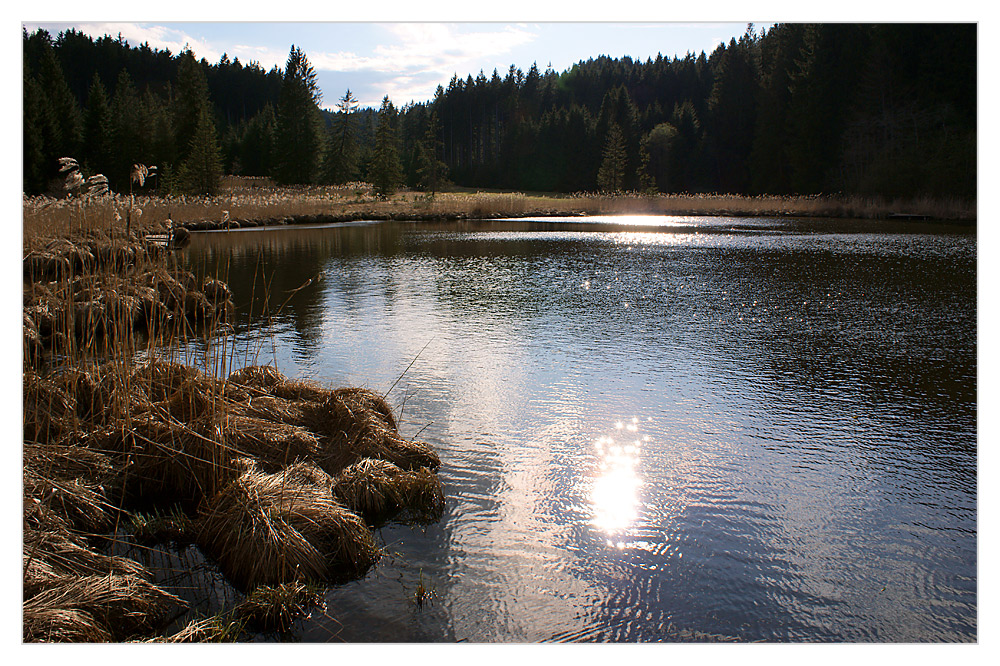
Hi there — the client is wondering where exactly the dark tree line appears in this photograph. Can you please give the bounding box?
[24,23,975,200]
[423,23,975,198]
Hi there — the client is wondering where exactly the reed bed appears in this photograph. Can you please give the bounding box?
[22,213,446,641]
[566,191,977,220]
[24,178,975,243]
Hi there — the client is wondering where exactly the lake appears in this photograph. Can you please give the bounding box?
[178,215,976,642]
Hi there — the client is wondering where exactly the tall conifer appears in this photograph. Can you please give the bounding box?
[274,45,323,184]
[370,96,403,197]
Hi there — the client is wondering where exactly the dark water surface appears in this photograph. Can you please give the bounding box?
[179,215,976,642]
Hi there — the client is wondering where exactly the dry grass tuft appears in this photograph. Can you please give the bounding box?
[332,458,445,526]
[303,388,437,472]
[150,616,245,643]
[222,414,323,471]
[232,581,325,633]
[23,573,186,642]
[195,465,381,590]
[108,414,239,507]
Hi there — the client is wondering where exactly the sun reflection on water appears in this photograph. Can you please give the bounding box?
[591,419,648,543]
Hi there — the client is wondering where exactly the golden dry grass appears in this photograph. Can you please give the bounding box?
[23,178,975,248]
[232,581,326,633]
[195,465,381,590]
[22,200,446,642]
[332,458,445,526]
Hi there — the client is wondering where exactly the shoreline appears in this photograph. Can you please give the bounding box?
[174,207,977,234]
[21,234,446,642]
[23,186,976,250]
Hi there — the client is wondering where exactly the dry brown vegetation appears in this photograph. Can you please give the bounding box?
[22,177,975,246]
[22,215,445,642]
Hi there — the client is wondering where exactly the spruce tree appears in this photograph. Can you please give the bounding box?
[274,45,323,185]
[417,110,448,194]
[36,32,82,161]
[597,121,627,193]
[173,49,212,164]
[22,64,49,194]
[239,104,276,177]
[178,105,223,195]
[369,96,403,198]
[639,122,679,193]
[110,69,146,192]
[322,89,360,184]
[83,73,113,176]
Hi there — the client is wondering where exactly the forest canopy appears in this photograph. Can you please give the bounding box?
[22,23,976,200]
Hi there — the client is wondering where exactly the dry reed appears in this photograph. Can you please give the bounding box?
[148,616,245,643]
[23,178,975,250]
[195,465,380,590]
[23,573,186,642]
[22,201,446,641]
[232,581,325,633]
[332,458,445,526]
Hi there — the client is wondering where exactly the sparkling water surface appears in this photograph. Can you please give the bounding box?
[179,215,976,642]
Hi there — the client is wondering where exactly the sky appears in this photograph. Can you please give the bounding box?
[21,20,764,110]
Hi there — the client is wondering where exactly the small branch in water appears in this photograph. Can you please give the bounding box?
[384,338,434,399]
[275,273,322,315]
[412,422,433,440]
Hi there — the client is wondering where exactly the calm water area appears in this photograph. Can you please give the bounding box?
[178,215,976,642]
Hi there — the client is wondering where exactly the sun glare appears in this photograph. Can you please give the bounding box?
[591,428,644,536]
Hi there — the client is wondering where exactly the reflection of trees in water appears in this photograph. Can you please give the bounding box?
[183,224,412,353]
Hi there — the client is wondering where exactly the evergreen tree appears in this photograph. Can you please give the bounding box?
[173,48,212,164]
[595,86,641,189]
[274,45,323,184]
[639,122,679,193]
[82,73,114,176]
[749,23,804,194]
[143,89,175,181]
[177,105,223,194]
[706,32,760,193]
[239,104,276,177]
[369,96,403,197]
[22,29,82,194]
[786,24,868,193]
[322,89,360,184]
[417,109,448,194]
[35,31,83,161]
[597,121,627,192]
[23,63,49,194]
[109,69,147,192]
[670,100,702,192]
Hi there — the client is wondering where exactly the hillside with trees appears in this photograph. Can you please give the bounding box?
[23,23,976,201]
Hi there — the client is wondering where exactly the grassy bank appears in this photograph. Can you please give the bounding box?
[23,179,975,246]
[21,229,445,642]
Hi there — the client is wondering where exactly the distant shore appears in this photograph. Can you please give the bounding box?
[23,181,976,250]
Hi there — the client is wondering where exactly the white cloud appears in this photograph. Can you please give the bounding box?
[25,21,540,107]
[314,24,536,78]
[309,23,538,106]
[68,22,220,61]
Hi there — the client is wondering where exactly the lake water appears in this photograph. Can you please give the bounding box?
[179,215,976,642]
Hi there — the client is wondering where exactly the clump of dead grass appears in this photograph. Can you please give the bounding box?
[22,225,445,642]
[232,581,326,633]
[332,458,445,526]
[23,573,186,642]
[195,465,381,590]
